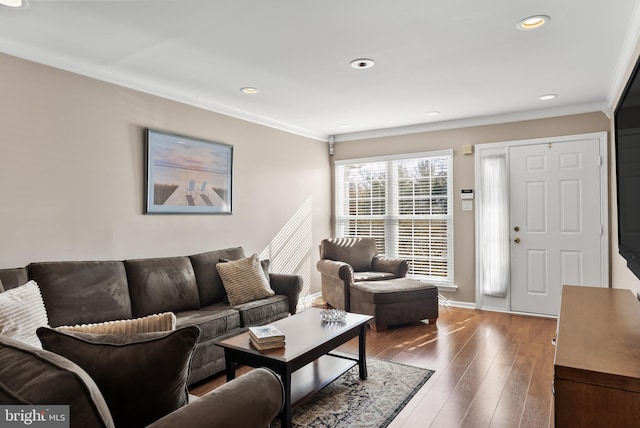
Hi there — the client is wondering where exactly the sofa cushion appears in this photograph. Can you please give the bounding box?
[57,312,176,334]
[0,334,114,428]
[232,295,290,327]
[189,247,246,306]
[29,261,132,327]
[37,326,200,428]
[0,280,49,348]
[0,267,29,291]
[124,256,200,318]
[216,254,274,306]
[320,237,378,272]
[175,304,241,341]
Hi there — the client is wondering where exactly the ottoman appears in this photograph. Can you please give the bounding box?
[350,278,438,331]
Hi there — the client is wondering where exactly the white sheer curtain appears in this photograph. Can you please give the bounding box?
[479,153,510,297]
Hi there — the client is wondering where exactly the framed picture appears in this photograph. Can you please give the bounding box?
[145,128,233,214]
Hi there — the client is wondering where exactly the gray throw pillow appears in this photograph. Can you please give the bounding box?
[37,326,200,428]
[0,334,115,428]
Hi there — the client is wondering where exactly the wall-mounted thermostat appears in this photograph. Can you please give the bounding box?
[461,189,474,200]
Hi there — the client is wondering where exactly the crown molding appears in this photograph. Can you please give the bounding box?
[605,0,640,111]
[0,46,329,142]
[0,44,619,145]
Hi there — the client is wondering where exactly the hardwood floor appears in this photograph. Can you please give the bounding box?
[190,306,558,428]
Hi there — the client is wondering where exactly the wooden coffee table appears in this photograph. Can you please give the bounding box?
[217,308,372,428]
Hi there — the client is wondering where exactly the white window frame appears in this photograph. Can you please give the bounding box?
[334,149,454,285]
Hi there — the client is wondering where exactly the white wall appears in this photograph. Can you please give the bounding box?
[0,53,332,298]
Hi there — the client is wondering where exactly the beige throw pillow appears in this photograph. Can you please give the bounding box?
[57,312,176,334]
[0,280,49,348]
[216,254,274,305]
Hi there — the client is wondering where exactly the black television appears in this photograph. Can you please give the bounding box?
[615,52,640,279]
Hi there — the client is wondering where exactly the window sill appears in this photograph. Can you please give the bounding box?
[413,279,457,292]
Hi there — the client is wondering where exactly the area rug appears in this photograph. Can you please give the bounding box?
[272,356,434,428]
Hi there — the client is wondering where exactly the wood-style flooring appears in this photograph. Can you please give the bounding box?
[189,306,558,428]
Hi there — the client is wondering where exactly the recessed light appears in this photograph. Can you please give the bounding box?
[350,59,375,69]
[0,0,28,8]
[338,124,352,129]
[425,111,440,116]
[240,87,260,94]
[517,15,550,31]
[539,94,557,100]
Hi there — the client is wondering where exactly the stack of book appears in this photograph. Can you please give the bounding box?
[248,325,285,350]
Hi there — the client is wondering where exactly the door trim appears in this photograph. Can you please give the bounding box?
[474,131,609,314]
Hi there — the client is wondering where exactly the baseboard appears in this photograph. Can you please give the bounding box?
[477,306,558,319]
[440,298,476,309]
[297,291,322,312]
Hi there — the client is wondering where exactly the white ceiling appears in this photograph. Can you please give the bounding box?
[1,0,640,142]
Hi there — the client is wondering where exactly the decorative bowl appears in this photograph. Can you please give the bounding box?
[320,309,347,323]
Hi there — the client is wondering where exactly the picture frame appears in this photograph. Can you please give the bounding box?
[144,128,233,214]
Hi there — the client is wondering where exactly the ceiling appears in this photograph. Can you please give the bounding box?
[1,0,639,142]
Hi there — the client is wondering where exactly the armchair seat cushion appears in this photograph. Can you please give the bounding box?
[354,271,399,282]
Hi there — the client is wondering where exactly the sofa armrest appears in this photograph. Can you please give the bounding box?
[269,273,303,315]
[372,256,409,277]
[147,368,284,428]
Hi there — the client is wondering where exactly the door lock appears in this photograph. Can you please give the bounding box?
[514,237,521,243]
[514,226,520,232]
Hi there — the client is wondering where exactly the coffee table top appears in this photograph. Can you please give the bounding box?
[217,308,371,362]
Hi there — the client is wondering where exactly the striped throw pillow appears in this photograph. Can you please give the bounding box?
[216,254,274,306]
[57,312,176,334]
[0,280,49,348]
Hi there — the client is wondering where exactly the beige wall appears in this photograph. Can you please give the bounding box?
[0,53,332,299]
[5,40,640,307]
[333,112,611,304]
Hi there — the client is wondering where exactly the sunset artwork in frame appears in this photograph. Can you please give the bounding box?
[145,128,233,214]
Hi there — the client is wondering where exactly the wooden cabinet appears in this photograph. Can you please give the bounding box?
[554,285,640,427]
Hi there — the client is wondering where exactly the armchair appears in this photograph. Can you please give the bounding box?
[316,237,409,310]
[317,237,438,331]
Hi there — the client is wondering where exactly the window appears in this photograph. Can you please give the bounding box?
[335,150,453,284]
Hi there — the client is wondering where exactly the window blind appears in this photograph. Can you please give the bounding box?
[335,150,453,284]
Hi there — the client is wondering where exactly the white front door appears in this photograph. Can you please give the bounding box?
[509,139,603,316]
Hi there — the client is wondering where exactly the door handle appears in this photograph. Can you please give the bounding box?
[514,237,521,244]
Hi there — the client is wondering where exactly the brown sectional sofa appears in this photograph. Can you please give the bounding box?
[0,246,303,384]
